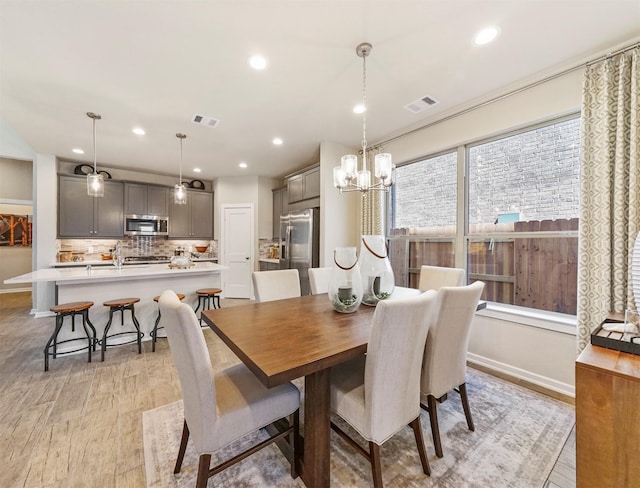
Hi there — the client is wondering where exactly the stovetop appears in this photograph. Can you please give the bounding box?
[124,255,170,264]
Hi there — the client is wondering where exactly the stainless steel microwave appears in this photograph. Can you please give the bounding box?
[124,215,169,236]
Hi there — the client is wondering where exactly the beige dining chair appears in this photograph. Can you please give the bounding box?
[330,290,438,488]
[418,265,465,291]
[252,269,301,302]
[420,280,485,458]
[158,290,300,488]
[308,266,332,295]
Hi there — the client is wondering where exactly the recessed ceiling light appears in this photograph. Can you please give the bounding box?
[272,137,283,146]
[132,127,145,135]
[474,26,500,45]
[193,168,202,173]
[72,148,84,154]
[249,55,268,70]
[353,104,366,114]
[239,162,248,169]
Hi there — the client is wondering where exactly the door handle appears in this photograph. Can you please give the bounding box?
[245,257,250,260]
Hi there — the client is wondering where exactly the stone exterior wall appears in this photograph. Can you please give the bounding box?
[393,117,581,229]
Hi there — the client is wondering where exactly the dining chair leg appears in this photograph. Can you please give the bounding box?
[410,417,431,476]
[369,441,383,488]
[291,410,300,479]
[459,382,475,431]
[427,394,444,458]
[174,420,190,474]
[196,454,212,488]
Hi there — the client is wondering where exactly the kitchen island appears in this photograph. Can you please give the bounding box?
[5,262,225,353]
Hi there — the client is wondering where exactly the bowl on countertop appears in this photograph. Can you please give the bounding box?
[195,246,209,253]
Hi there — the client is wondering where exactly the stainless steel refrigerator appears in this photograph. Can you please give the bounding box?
[279,207,320,296]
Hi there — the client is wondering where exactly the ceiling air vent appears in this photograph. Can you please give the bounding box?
[192,114,219,128]
[404,95,438,113]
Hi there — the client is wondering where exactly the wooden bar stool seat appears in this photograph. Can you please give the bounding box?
[101,297,143,361]
[194,288,222,324]
[45,301,97,372]
[150,293,186,352]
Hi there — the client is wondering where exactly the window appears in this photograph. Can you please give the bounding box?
[389,152,457,288]
[389,116,580,314]
[467,117,580,314]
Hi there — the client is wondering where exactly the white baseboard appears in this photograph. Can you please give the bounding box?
[467,352,575,398]
[34,310,55,318]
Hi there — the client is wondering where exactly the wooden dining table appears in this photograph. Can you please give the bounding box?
[201,292,390,488]
[201,289,485,488]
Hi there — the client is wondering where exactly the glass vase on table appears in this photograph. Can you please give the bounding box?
[359,235,394,306]
[329,247,362,313]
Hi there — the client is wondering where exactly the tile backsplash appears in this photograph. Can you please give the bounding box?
[57,236,218,261]
[58,237,283,262]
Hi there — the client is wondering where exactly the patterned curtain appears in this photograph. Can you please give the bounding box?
[361,148,386,236]
[577,47,640,352]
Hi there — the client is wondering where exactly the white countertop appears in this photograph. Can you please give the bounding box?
[5,261,225,285]
[259,258,280,264]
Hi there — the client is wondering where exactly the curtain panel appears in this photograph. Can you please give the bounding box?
[577,47,640,353]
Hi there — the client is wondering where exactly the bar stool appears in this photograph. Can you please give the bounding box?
[150,293,186,352]
[194,288,222,324]
[44,301,97,372]
[101,297,143,361]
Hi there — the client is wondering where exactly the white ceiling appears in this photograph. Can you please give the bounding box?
[1,1,639,182]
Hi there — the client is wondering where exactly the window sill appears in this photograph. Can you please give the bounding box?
[476,302,576,336]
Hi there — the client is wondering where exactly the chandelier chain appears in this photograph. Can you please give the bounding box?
[361,50,367,169]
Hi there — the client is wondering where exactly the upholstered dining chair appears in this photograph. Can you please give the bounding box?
[330,290,438,488]
[252,269,301,302]
[418,265,465,292]
[158,290,300,488]
[308,267,332,295]
[420,280,485,458]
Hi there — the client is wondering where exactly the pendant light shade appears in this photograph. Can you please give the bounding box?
[174,133,187,205]
[86,112,104,197]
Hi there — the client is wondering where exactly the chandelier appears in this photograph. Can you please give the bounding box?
[333,42,394,194]
[174,133,187,205]
[86,112,104,197]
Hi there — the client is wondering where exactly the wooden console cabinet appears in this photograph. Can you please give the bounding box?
[575,344,640,487]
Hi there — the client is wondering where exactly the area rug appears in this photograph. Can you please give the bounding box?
[143,368,574,487]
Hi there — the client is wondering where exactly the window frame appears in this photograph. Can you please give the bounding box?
[388,112,580,325]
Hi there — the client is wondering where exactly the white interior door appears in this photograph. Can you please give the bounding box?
[221,204,254,298]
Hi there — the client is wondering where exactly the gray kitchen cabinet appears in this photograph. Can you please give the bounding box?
[287,165,320,203]
[124,183,168,216]
[272,186,287,238]
[58,175,124,238]
[169,189,213,238]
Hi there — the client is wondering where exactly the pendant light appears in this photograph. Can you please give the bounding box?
[333,43,395,195]
[174,133,187,205]
[86,112,104,197]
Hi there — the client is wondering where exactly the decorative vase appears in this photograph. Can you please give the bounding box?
[359,235,395,306]
[633,232,640,311]
[329,247,363,313]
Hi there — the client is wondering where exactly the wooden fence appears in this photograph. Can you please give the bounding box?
[389,218,578,314]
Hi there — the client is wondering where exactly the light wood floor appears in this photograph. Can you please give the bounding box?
[0,292,576,488]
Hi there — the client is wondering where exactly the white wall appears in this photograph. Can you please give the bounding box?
[214,175,277,270]
[377,68,585,396]
[33,154,57,316]
[319,141,360,267]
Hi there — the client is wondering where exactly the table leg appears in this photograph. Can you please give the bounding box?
[300,368,331,488]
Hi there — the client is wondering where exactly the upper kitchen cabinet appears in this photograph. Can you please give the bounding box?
[58,175,124,238]
[169,189,213,239]
[272,186,287,238]
[124,183,168,216]
[287,165,320,204]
